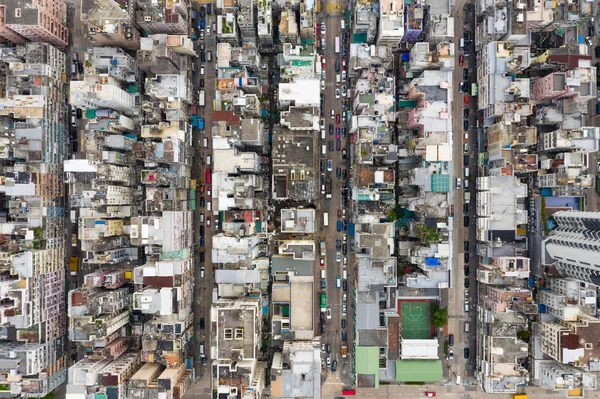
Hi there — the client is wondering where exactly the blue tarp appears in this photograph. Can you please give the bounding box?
[348,223,355,237]
[401,53,410,61]
[540,188,552,196]
[538,304,547,313]
[528,277,535,288]
[425,257,439,266]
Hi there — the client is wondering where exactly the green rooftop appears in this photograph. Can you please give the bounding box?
[356,346,380,388]
[395,360,443,382]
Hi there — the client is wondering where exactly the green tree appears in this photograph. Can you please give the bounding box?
[516,330,532,342]
[388,209,398,221]
[431,303,448,327]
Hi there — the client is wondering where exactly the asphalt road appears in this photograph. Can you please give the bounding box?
[317,0,354,387]
[190,6,218,380]
[444,0,478,383]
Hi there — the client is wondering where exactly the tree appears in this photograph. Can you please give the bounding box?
[388,209,398,221]
[517,330,532,342]
[431,303,448,328]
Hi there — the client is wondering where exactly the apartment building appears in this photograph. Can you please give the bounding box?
[0,0,68,47]
[136,0,188,35]
[0,42,68,397]
[83,0,140,51]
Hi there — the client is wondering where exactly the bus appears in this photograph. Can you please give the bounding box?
[471,83,478,97]
[323,212,329,227]
[335,37,340,54]
[190,188,196,211]
[320,293,327,312]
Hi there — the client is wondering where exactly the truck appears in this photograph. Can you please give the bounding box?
[199,91,205,107]
[323,212,329,227]
[192,114,198,127]
[320,240,326,256]
[337,221,342,232]
[69,255,79,276]
[325,177,332,199]
[335,37,340,54]
[320,293,327,312]
[464,192,471,204]
[198,117,205,130]
[190,179,197,189]
[212,287,218,302]
[341,345,348,358]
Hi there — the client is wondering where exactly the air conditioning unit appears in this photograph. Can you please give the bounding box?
[144,16,152,22]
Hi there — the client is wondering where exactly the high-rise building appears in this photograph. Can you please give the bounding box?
[0,0,68,47]
[0,42,68,397]
[541,211,600,284]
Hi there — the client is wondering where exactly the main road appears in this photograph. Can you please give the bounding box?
[317,0,355,388]
[445,0,478,383]
[191,4,218,381]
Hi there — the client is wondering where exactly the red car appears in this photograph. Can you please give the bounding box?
[342,58,346,70]
[425,393,436,397]
[321,56,326,68]
[207,187,212,198]
[206,217,211,227]
[336,114,340,124]
[463,95,469,107]
[320,258,325,266]
[459,55,464,66]
[205,169,212,184]
[337,210,341,217]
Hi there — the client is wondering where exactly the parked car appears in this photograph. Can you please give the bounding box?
[464,253,469,263]
[464,348,470,359]
[464,278,470,288]
[464,216,469,227]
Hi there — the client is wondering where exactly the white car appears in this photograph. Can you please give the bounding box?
[342,293,347,302]
[448,350,454,360]
[342,304,347,316]
[342,234,347,242]
[206,26,211,35]
[336,251,341,262]
[200,65,205,75]
[330,109,335,119]
[335,88,340,99]
[321,23,326,34]
[326,307,332,319]
[321,80,325,90]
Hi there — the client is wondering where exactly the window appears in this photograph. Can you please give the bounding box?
[224,328,233,340]
[15,8,21,17]
[235,328,244,339]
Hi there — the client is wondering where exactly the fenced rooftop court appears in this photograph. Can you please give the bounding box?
[400,301,431,339]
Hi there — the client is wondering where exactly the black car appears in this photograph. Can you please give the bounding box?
[326,343,331,353]
[464,154,469,166]
[464,265,470,276]
[464,348,470,359]
[329,140,333,151]
[77,62,84,74]
[72,140,78,152]
[460,81,468,92]
[464,253,469,263]
[463,119,469,131]
[343,281,347,291]
[329,124,334,135]
[464,216,469,227]
[341,319,346,329]
[200,236,205,246]
[589,24,595,37]
[200,78,205,87]
[331,360,337,372]
[336,139,341,151]
[342,127,347,137]
[342,100,347,109]
[464,241,469,251]
[335,59,340,72]
[321,280,326,290]
[76,108,83,119]
[200,225,205,236]
[336,239,341,250]
[463,108,469,118]
[464,278,470,288]
[200,196,205,207]
[596,46,600,58]
[321,173,326,183]
[463,203,468,213]
[320,160,325,172]
[200,251,205,262]
[342,244,347,255]
[463,68,469,80]
[321,322,326,333]
[199,7,205,18]
[342,169,347,180]
[201,356,207,365]
[200,317,205,329]
[200,52,205,62]
[207,3,212,13]
[336,167,341,178]
[341,331,347,341]
[342,149,347,159]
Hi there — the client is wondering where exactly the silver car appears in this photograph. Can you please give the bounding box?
[342,304,347,316]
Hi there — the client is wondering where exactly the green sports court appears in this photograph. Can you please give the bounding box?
[400,301,431,339]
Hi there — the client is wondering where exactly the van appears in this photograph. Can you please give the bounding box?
[448,334,454,346]
[206,155,211,165]
[464,303,470,313]
[203,137,208,148]
[71,64,76,75]
[321,129,325,140]
[336,276,341,288]
[341,20,345,30]
[200,343,205,356]
[200,267,205,278]
[207,201,212,211]
[200,212,205,223]
[321,270,326,279]
[459,38,465,50]
[464,180,469,190]
[464,322,470,333]
[207,51,212,62]
[464,168,469,178]
[342,270,347,280]
[321,144,326,155]
[336,74,341,86]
